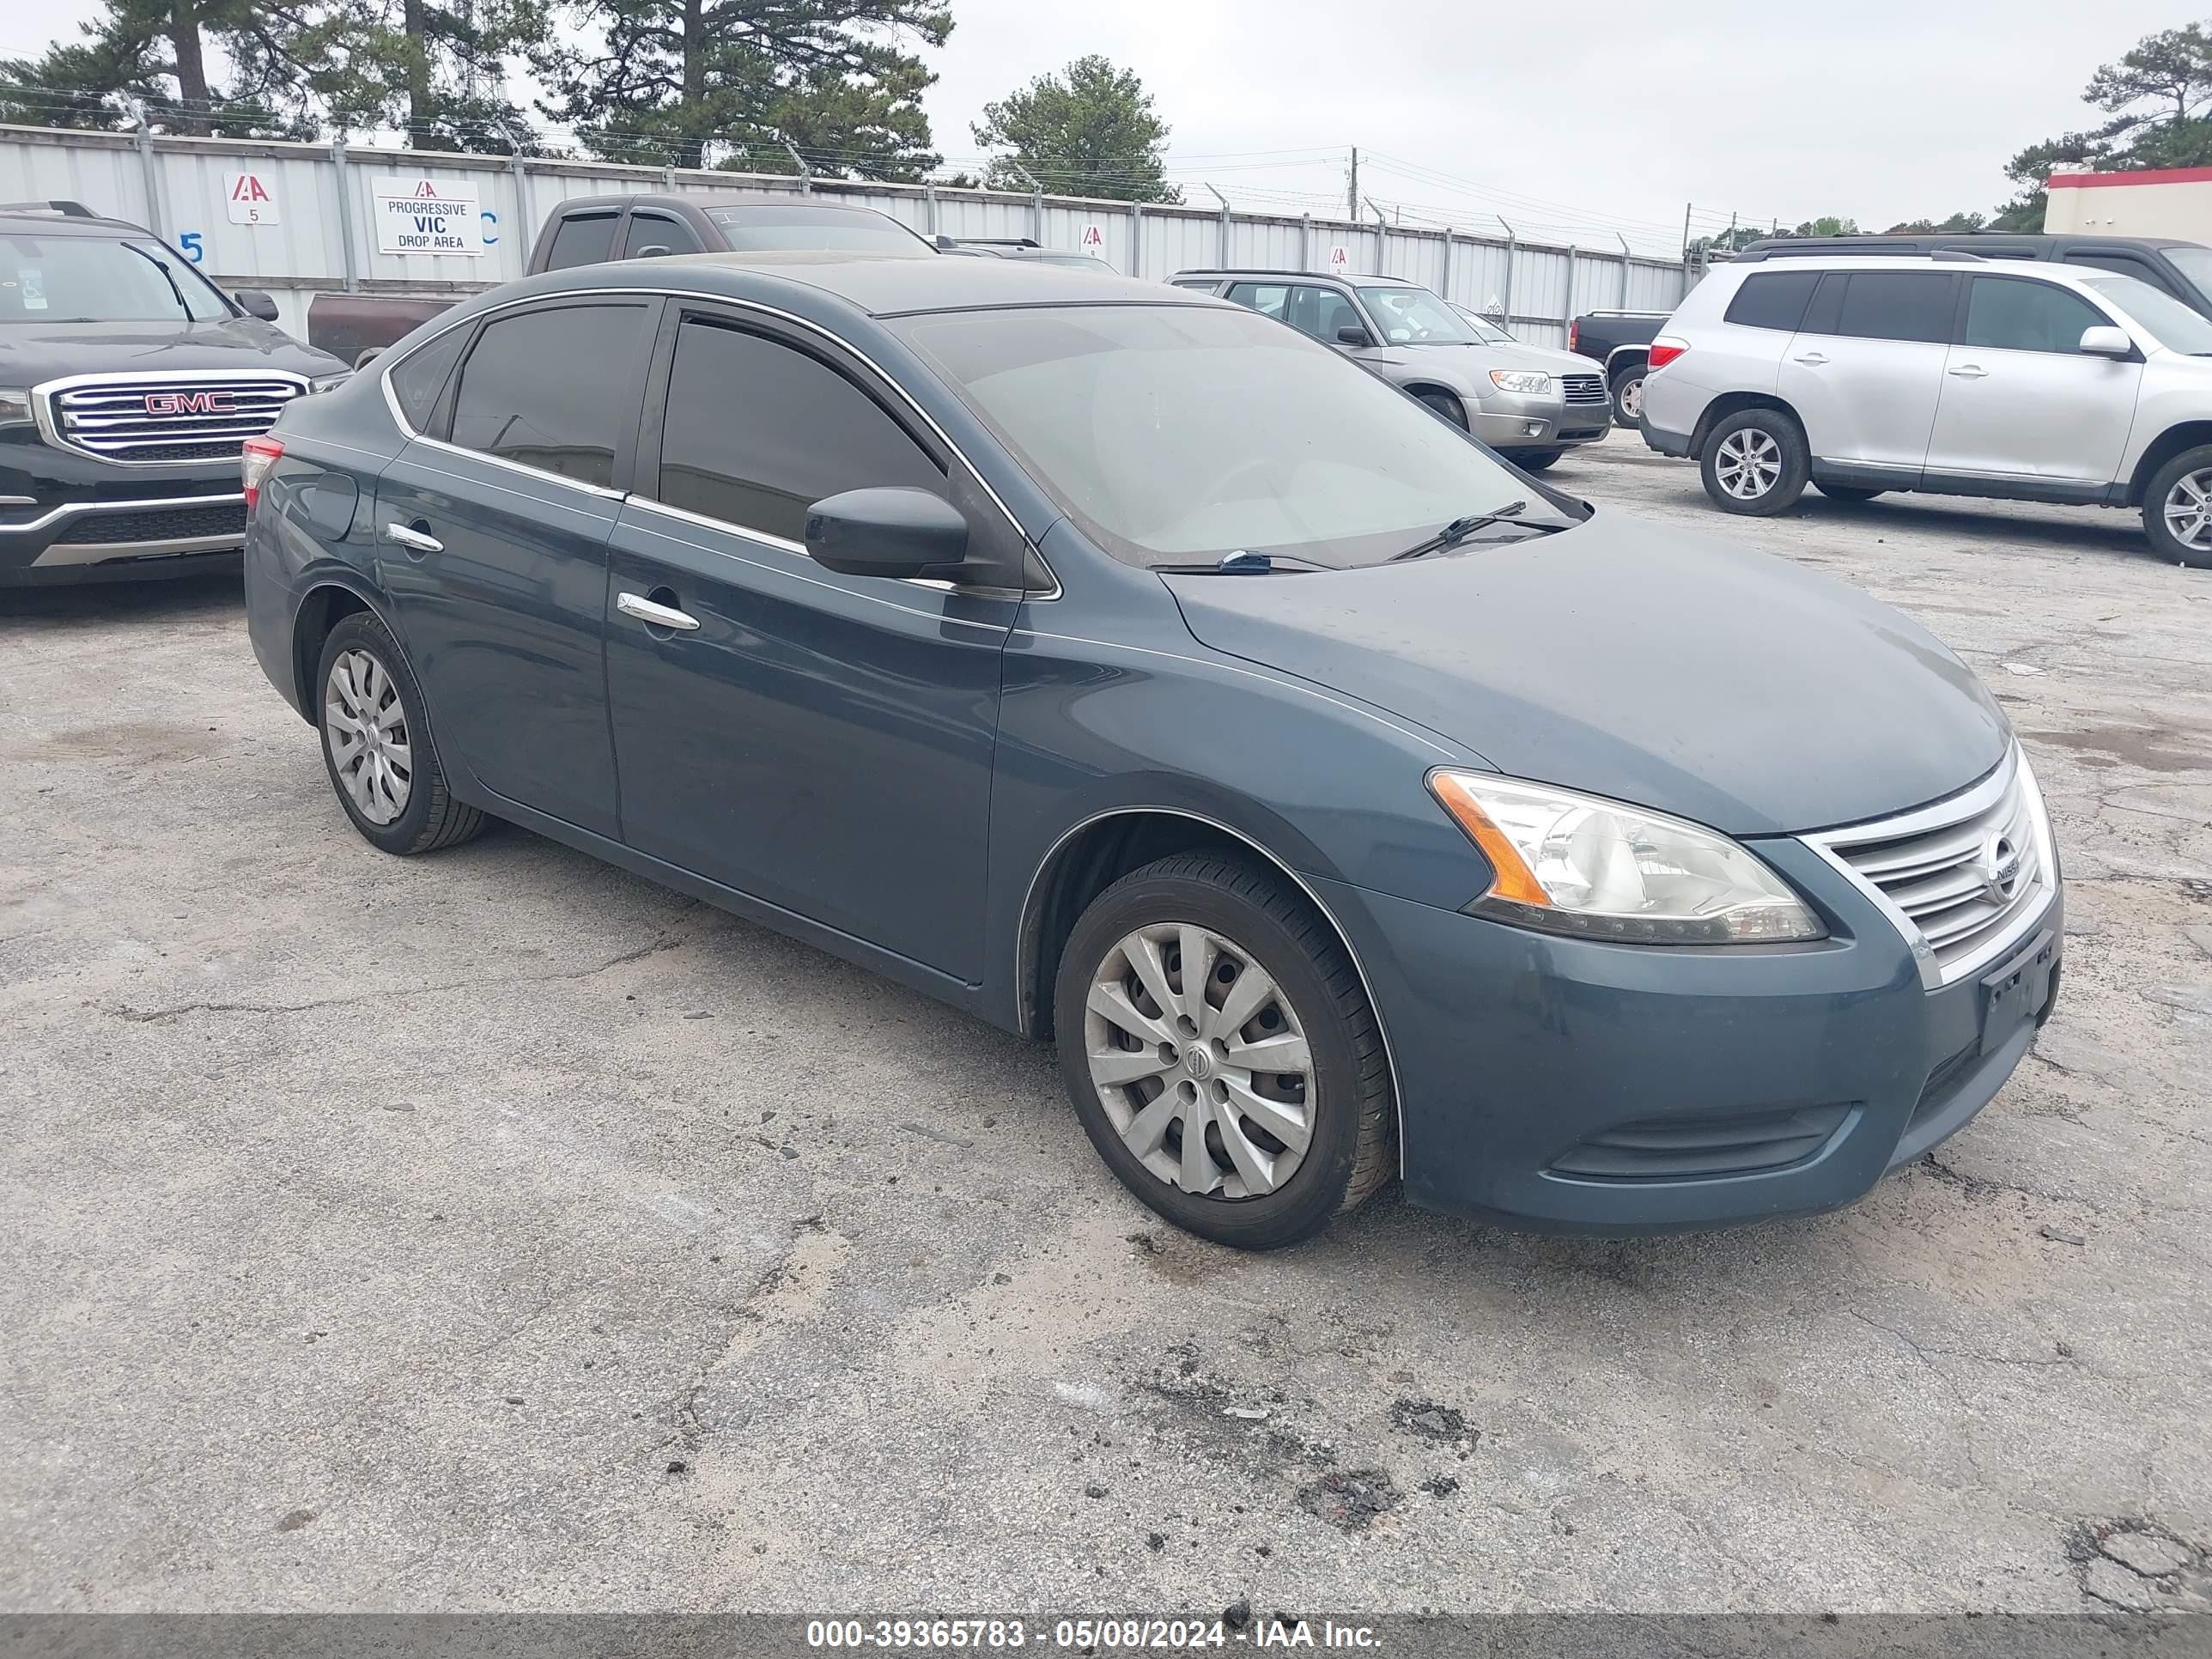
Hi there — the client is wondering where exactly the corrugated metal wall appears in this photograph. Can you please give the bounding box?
[0,123,1688,349]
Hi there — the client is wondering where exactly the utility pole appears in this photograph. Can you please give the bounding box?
[1347,147,1358,221]
[1680,202,1692,264]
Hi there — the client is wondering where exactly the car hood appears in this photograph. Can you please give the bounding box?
[1164,514,2010,836]
[0,317,344,384]
[1362,339,1590,384]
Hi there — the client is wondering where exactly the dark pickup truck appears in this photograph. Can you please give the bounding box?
[1567,309,1671,425]
[307,192,939,366]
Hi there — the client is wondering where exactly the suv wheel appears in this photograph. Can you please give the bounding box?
[316,611,488,855]
[2144,445,2212,568]
[1053,854,1395,1249]
[1610,364,1646,425]
[1699,409,1808,516]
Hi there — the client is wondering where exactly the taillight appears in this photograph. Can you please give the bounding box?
[241,435,284,510]
[1647,337,1688,370]
[1567,319,1579,352]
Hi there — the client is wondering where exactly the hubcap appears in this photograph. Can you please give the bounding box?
[2163,469,2212,549]
[1619,375,1644,419]
[324,648,412,826]
[1715,428,1782,500]
[1084,922,1316,1200]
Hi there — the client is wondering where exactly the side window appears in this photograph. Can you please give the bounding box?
[1832,272,1957,344]
[2063,251,2161,286]
[654,317,945,542]
[1724,270,1822,332]
[1224,282,1287,319]
[386,324,471,434]
[626,213,704,258]
[1285,285,1364,342]
[1962,277,2108,355]
[447,302,651,488]
[543,211,621,270]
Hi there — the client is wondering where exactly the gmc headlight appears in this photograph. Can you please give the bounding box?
[0,387,29,427]
[309,373,352,394]
[1488,370,1552,394]
[1428,770,1826,944]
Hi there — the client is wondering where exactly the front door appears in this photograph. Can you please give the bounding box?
[1777,270,1956,474]
[373,297,658,839]
[601,305,1020,981]
[1924,274,2142,483]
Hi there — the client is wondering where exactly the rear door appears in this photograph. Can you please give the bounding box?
[1777,270,1956,474]
[1924,274,2142,484]
[374,297,659,838]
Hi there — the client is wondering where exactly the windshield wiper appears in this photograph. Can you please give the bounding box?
[1152,550,1325,575]
[1389,501,1563,561]
[124,242,191,316]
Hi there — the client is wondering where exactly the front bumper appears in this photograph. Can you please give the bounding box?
[1313,841,2060,1234]
[0,438,248,586]
[1469,385,1611,453]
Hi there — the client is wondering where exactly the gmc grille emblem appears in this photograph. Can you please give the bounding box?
[143,390,237,416]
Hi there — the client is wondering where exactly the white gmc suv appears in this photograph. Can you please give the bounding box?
[1639,248,2212,567]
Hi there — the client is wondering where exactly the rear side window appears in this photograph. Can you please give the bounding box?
[1224,282,1288,320]
[626,213,703,257]
[654,318,945,541]
[1831,272,1956,344]
[1962,277,2107,354]
[448,302,652,487]
[1285,285,1365,342]
[1724,270,1822,332]
[544,211,621,270]
[387,325,471,434]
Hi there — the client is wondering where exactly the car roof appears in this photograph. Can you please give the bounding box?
[555,191,904,216]
[0,207,146,237]
[530,248,1217,317]
[1736,232,2205,258]
[1719,252,2130,289]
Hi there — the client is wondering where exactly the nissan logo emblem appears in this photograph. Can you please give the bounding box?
[1975,831,2024,907]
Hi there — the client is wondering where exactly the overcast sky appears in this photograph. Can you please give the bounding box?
[3,0,2194,252]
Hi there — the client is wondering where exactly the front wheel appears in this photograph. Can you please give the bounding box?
[1053,854,1396,1249]
[1610,364,1646,425]
[2144,445,2212,568]
[1699,408,1809,516]
[1816,483,1884,503]
[1416,389,1469,429]
[1506,449,1563,472]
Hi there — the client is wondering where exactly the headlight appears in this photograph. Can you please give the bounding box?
[0,387,30,427]
[309,373,352,394]
[1488,370,1552,394]
[1428,770,1826,944]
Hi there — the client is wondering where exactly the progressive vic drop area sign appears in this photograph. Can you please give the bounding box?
[372,176,483,256]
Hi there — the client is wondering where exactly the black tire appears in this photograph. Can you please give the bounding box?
[1416,389,1469,429]
[1698,407,1809,516]
[1052,853,1396,1250]
[1816,483,1885,503]
[1609,363,1646,426]
[2142,444,2212,568]
[1509,449,1563,472]
[314,611,487,855]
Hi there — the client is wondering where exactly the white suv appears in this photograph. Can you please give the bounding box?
[1639,249,2212,566]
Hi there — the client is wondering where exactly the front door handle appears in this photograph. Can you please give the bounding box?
[380,521,442,554]
[617,591,701,632]
[1948,363,1990,379]
[1793,351,1829,366]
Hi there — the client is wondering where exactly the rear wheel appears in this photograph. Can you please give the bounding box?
[2144,445,2212,568]
[316,611,487,855]
[1416,389,1469,429]
[1610,363,1646,425]
[1053,854,1395,1249]
[1816,483,1885,503]
[1699,408,1809,516]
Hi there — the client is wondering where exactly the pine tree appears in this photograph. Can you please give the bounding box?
[970,55,1178,204]
[318,0,551,152]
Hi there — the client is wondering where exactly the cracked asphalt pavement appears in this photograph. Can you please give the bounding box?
[3,431,2209,1614]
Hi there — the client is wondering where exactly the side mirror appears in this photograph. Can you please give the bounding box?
[1335,324,1372,347]
[234,289,280,322]
[805,487,969,580]
[2079,325,2133,358]
[354,346,385,369]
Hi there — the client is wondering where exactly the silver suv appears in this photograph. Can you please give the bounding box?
[1639,249,2212,566]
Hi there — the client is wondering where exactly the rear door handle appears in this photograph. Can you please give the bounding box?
[380,521,442,554]
[1792,351,1829,366]
[1948,363,1990,378]
[617,591,701,632]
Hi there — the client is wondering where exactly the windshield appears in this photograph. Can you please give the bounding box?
[1356,284,1479,345]
[0,233,231,323]
[896,303,1552,569]
[2081,273,2212,355]
[705,205,934,255]
[2159,246,2212,312]
[1452,305,1514,343]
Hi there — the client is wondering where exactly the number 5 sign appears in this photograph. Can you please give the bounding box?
[225,171,280,225]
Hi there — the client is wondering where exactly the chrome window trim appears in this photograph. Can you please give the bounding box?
[374,283,1059,599]
[0,491,246,536]
[33,368,308,469]
[1014,805,1407,1177]
[1799,743,2059,991]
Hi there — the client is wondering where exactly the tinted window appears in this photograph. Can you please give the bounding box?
[1832,272,1956,343]
[388,324,471,433]
[544,212,620,270]
[448,302,650,487]
[1962,277,2107,354]
[1224,282,1288,320]
[655,318,944,540]
[1725,270,1822,332]
[626,213,703,257]
[1285,285,1366,343]
[2062,250,2160,285]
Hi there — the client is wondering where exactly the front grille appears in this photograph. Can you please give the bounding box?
[52,502,246,545]
[45,375,304,463]
[1561,374,1607,405]
[1808,748,2052,984]
[1550,1102,1853,1180]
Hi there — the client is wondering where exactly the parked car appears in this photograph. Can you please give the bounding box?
[943,236,1117,274]
[1640,249,2212,566]
[307,192,939,367]
[245,252,2058,1249]
[1176,268,1609,469]
[1449,301,1519,344]
[0,198,350,586]
[1730,232,2212,319]
[1567,308,1671,424]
